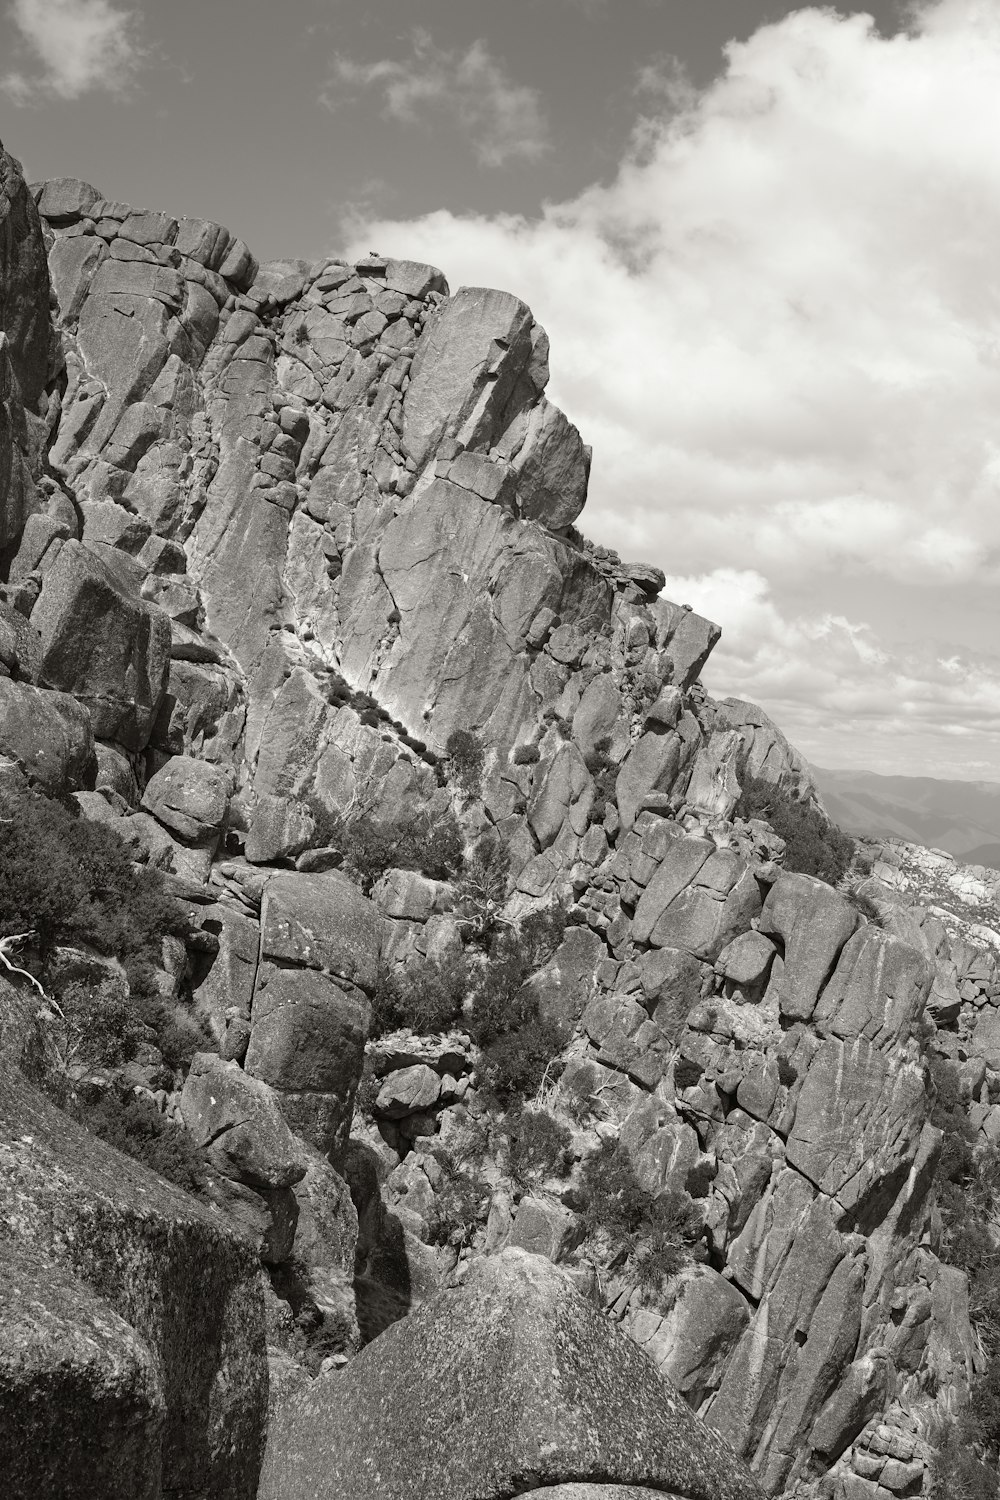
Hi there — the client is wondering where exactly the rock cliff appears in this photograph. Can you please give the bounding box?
[0,134,996,1500]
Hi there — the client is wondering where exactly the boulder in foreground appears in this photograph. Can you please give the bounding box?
[258,1246,765,1500]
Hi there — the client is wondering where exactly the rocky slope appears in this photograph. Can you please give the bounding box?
[0,134,997,1500]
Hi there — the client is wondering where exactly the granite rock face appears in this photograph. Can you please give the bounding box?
[0,131,982,1500]
[258,1248,765,1500]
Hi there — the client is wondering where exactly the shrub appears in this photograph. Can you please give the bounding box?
[425,1153,489,1250]
[353,1056,379,1120]
[454,835,510,940]
[584,737,618,822]
[0,784,186,966]
[844,887,883,925]
[72,1092,209,1198]
[502,1106,572,1185]
[445,729,484,796]
[49,976,147,1074]
[303,801,464,890]
[476,1017,566,1105]
[0,785,200,1076]
[735,776,854,886]
[370,953,467,1039]
[512,744,540,766]
[578,1137,703,1297]
[929,1425,997,1500]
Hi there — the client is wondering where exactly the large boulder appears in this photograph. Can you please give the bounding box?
[32,541,172,750]
[179,1053,307,1189]
[261,869,382,992]
[141,753,232,842]
[0,678,96,793]
[0,1063,267,1498]
[246,965,370,1157]
[258,1248,765,1500]
[0,1237,163,1500]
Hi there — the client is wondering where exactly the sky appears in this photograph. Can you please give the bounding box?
[4,1,1000,781]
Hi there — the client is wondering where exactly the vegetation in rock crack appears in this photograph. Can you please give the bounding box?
[454,834,511,941]
[444,728,485,796]
[502,1105,573,1186]
[577,1137,704,1298]
[370,952,468,1039]
[369,900,571,1107]
[736,774,855,885]
[425,1150,490,1250]
[584,737,619,822]
[928,1056,1000,1496]
[466,904,571,1105]
[0,784,204,1077]
[304,797,464,890]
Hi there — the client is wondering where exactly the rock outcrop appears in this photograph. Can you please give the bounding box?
[259,1248,764,1500]
[0,128,992,1500]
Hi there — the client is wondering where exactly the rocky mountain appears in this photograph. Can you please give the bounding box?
[0,134,997,1500]
[814,765,1000,870]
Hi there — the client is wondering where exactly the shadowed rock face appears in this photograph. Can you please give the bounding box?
[0,1064,267,1499]
[258,1248,766,1500]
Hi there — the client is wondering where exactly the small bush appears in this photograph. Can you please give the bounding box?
[929,1424,997,1500]
[584,737,618,822]
[445,729,485,797]
[303,801,464,891]
[503,1106,572,1185]
[353,1056,379,1119]
[845,885,883,925]
[578,1137,703,1297]
[735,776,854,885]
[0,784,186,966]
[454,835,510,940]
[50,977,147,1074]
[476,1016,566,1105]
[370,954,467,1039]
[512,744,540,766]
[72,1092,209,1198]
[464,902,572,1103]
[425,1153,489,1250]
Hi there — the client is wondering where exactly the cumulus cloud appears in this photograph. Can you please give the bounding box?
[1,0,144,101]
[324,30,548,167]
[344,0,1000,588]
[342,0,1000,773]
[666,567,1000,776]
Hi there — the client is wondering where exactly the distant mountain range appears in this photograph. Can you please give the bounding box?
[812,766,1000,869]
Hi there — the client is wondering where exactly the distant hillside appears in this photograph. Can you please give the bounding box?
[812,765,1000,868]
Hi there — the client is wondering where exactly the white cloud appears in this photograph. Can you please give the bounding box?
[324,30,548,168]
[341,0,1000,774]
[343,1,1000,590]
[2,0,143,100]
[667,567,1000,777]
